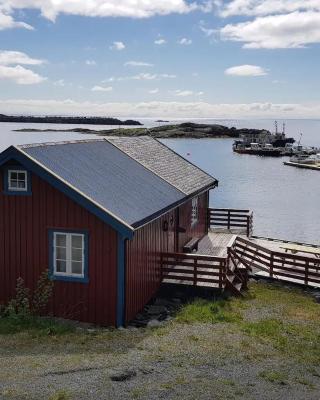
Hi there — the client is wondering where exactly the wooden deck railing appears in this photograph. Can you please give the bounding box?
[208,208,253,237]
[230,236,320,287]
[161,252,227,289]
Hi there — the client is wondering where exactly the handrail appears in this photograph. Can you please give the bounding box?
[161,252,227,289]
[230,236,320,287]
[208,208,253,237]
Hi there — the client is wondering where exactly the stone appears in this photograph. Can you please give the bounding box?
[110,369,136,382]
[147,319,162,328]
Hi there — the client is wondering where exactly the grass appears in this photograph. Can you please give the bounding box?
[49,390,72,400]
[1,282,320,399]
[259,370,288,385]
[175,298,243,324]
[0,314,74,336]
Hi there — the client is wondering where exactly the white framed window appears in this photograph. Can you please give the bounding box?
[191,196,199,226]
[8,170,28,191]
[53,232,85,278]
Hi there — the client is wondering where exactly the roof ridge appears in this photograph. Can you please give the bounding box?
[18,138,105,149]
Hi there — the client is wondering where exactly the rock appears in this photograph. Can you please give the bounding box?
[110,369,136,382]
[147,319,162,328]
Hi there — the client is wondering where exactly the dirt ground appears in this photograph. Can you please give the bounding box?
[1,281,320,400]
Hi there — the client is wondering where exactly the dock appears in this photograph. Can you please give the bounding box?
[161,208,320,293]
[284,161,320,171]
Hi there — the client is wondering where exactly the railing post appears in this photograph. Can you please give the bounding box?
[246,215,250,237]
[270,253,274,278]
[305,261,309,286]
[227,210,231,230]
[194,258,197,286]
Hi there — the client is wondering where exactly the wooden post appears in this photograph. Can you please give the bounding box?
[305,261,309,286]
[246,215,250,237]
[227,210,231,230]
[270,253,274,278]
[194,258,197,286]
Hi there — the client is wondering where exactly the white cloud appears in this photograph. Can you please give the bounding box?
[172,90,194,97]
[105,73,176,81]
[85,59,96,66]
[91,85,113,92]
[154,39,167,45]
[1,98,319,118]
[0,0,207,24]
[199,20,216,38]
[110,41,125,51]
[0,50,44,66]
[124,61,154,67]
[0,65,46,84]
[0,10,33,30]
[219,0,320,17]
[225,65,268,76]
[221,11,320,49]
[53,79,65,87]
[149,88,159,94]
[178,38,192,45]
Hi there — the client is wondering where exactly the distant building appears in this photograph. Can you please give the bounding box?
[0,137,217,326]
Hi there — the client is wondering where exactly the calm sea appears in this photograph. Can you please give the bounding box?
[0,119,319,244]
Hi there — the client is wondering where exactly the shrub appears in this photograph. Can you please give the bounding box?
[3,270,53,318]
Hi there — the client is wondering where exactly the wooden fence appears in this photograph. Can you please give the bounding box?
[229,236,320,287]
[208,208,253,237]
[161,252,227,289]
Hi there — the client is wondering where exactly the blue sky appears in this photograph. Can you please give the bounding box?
[0,0,320,118]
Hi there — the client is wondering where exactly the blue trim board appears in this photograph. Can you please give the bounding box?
[116,234,126,327]
[2,165,32,196]
[48,228,89,283]
[0,147,133,239]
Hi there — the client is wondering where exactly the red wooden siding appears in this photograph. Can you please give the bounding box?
[0,168,118,326]
[125,191,209,323]
[125,209,176,322]
[177,191,209,251]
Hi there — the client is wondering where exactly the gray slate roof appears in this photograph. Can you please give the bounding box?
[19,137,216,228]
[106,136,216,195]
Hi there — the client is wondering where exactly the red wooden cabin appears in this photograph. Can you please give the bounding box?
[0,137,217,326]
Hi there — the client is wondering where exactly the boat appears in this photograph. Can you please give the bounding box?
[284,153,320,170]
[233,142,282,157]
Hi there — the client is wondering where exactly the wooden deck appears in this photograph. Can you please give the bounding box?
[161,208,320,291]
[161,230,320,290]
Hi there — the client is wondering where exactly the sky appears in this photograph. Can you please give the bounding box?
[0,0,320,118]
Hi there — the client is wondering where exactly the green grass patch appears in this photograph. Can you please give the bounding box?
[259,370,288,385]
[0,315,74,336]
[49,390,72,400]
[175,299,242,324]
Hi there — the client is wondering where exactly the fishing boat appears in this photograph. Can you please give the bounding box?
[233,142,282,157]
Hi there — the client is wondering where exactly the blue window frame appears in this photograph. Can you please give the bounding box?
[3,166,32,195]
[49,229,89,283]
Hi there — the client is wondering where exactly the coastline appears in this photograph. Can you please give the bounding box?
[13,122,270,140]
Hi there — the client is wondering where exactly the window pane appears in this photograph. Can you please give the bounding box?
[17,172,25,180]
[55,234,66,247]
[72,235,83,249]
[17,181,26,188]
[72,262,83,275]
[10,180,18,188]
[10,172,18,180]
[56,247,67,260]
[72,248,83,262]
[56,260,66,273]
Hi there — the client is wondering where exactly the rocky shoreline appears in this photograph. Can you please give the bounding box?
[14,122,270,139]
[0,114,141,126]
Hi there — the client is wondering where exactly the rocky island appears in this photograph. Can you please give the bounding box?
[13,122,270,139]
[0,114,141,126]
